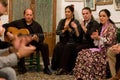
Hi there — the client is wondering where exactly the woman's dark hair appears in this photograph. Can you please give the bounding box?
[99,9,114,24]
[82,7,94,19]
[65,5,74,13]
[65,5,75,19]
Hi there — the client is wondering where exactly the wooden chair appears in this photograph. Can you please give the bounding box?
[25,50,41,72]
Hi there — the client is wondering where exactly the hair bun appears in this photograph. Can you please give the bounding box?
[70,4,74,9]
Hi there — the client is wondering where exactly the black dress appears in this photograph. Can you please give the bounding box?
[51,18,83,72]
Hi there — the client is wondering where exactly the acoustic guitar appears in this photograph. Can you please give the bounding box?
[5,27,43,42]
[7,27,30,36]
[5,27,53,42]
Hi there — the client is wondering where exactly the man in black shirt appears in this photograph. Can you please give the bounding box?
[3,8,52,75]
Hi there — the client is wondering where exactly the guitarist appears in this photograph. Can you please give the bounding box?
[3,8,52,75]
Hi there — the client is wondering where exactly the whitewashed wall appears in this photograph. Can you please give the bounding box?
[0,15,8,40]
[56,0,120,42]
[1,1,120,42]
[56,0,120,26]
[1,1,120,27]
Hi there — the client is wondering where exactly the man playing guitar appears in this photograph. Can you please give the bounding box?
[3,8,52,75]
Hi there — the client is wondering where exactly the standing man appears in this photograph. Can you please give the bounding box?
[3,8,52,75]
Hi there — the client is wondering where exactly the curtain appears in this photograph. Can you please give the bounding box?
[35,0,53,32]
[12,0,31,20]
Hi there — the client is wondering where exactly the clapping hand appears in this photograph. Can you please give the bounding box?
[91,30,100,40]
[110,44,120,54]
[32,34,39,42]
[71,21,77,29]
[7,32,36,58]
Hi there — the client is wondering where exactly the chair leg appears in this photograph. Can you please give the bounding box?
[25,51,41,72]
[36,51,40,72]
[30,54,33,65]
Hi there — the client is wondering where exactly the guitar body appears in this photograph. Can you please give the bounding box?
[7,27,30,35]
[5,27,30,41]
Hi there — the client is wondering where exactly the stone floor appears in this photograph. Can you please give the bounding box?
[17,71,75,80]
[17,57,75,80]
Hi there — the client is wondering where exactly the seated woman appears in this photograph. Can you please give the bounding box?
[51,5,83,75]
[73,9,117,79]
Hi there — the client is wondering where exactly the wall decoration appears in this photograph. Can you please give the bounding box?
[84,0,96,11]
[96,0,113,5]
[114,0,120,10]
[65,0,83,2]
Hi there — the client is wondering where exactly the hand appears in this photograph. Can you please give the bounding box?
[111,44,119,48]
[68,27,72,32]
[80,21,85,28]
[91,30,100,40]
[12,36,36,58]
[80,21,87,33]
[0,78,6,80]
[112,47,120,54]
[64,25,69,31]
[7,33,36,58]
[110,44,120,54]
[62,25,69,33]
[71,21,77,29]
[6,32,14,41]
[16,44,36,58]
[32,34,39,42]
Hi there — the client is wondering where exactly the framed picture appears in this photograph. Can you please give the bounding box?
[65,0,83,2]
[96,0,113,5]
[114,0,120,10]
[84,0,96,11]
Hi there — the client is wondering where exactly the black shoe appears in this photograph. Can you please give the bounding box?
[51,65,57,71]
[56,68,68,75]
[43,68,52,75]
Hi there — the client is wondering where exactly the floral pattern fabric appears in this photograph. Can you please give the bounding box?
[73,23,117,80]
